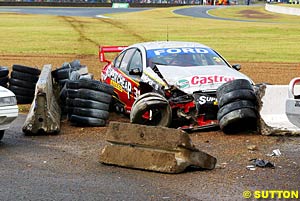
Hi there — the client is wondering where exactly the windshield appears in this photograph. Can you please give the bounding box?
[146,47,227,67]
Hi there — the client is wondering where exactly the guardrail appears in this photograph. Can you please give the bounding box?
[265,3,300,16]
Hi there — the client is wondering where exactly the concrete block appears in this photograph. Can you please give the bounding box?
[22,64,61,135]
[257,84,300,135]
[100,122,217,173]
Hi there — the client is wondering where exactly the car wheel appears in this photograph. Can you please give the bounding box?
[219,108,258,134]
[130,92,172,127]
[70,115,106,127]
[9,78,36,89]
[67,79,114,95]
[10,71,39,83]
[0,130,4,141]
[12,64,41,75]
[217,100,257,121]
[218,89,257,108]
[72,107,109,120]
[66,98,110,111]
[0,67,9,77]
[217,79,253,100]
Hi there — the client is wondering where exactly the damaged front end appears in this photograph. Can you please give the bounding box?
[139,66,219,131]
[168,89,219,132]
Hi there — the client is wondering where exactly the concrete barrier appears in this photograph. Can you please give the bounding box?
[265,4,300,16]
[23,64,61,135]
[257,84,300,135]
[99,122,217,173]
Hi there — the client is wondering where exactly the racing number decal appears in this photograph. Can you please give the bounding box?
[105,66,140,100]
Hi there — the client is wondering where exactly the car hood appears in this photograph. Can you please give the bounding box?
[0,86,16,98]
[156,65,253,94]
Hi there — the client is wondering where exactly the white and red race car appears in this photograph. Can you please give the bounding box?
[100,41,253,131]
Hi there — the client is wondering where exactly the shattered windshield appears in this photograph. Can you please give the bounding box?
[146,47,227,67]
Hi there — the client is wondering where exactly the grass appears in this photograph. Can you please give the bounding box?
[0,5,300,62]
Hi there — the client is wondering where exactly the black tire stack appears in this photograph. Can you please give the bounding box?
[52,60,87,88]
[216,79,258,134]
[9,65,41,104]
[65,79,114,126]
[0,67,9,88]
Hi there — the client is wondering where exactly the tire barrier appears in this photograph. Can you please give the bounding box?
[100,122,217,173]
[53,60,93,118]
[65,79,113,127]
[0,66,9,88]
[52,59,88,88]
[9,64,41,104]
[22,64,61,135]
[216,79,258,134]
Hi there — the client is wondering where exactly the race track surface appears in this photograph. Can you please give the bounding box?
[0,7,149,18]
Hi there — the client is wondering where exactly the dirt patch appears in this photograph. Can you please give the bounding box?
[238,10,277,19]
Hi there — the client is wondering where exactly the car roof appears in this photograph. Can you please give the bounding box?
[130,41,210,50]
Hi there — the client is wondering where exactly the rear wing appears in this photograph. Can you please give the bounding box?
[99,46,127,63]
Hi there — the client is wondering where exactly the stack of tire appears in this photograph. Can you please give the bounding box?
[52,60,83,88]
[216,79,258,134]
[65,79,114,127]
[0,67,9,88]
[9,65,41,104]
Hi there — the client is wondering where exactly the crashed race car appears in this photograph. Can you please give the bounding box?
[100,41,253,131]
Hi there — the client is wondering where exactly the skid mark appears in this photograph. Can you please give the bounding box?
[60,16,98,46]
[98,18,147,41]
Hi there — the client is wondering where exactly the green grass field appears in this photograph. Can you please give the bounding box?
[0,5,299,62]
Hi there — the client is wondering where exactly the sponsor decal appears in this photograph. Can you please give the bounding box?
[106,66,132,93]
[190,75,235,86]
[147,47,211,58]
[176,79,190,89]
[198,96,217,105]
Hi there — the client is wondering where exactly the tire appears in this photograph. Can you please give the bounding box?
[11,71,39,83]
[219,108,258,134]
[0,67,9,77]
[70,59,81,68]
[67,88,112,104]
[217,79,253,100]
[217,100,257,121]
[58,79,69,87]
[12,64,41,76]
[66,98,109,111]
[218,89,257,108]
[53,68,71,80]
[0,76,9,85]
[16,95,34,104]
[9,78,36,89]
[0,130,4,141]
[72,107,109,120]
[67,80,114,95]
[130,92,172,127]
[9,85,35,96]
[70,115,106,127]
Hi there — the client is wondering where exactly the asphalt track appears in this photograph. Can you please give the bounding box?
[0,5,266,22]
[0,6,225,20]
[0,7,149,18]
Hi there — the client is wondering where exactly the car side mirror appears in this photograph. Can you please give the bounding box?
[232,64,241,71]
[129,68,142,76]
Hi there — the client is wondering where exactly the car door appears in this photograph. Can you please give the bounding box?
[112,48,142,113]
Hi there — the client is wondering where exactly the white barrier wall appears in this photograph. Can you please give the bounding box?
[265,4,300,16]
